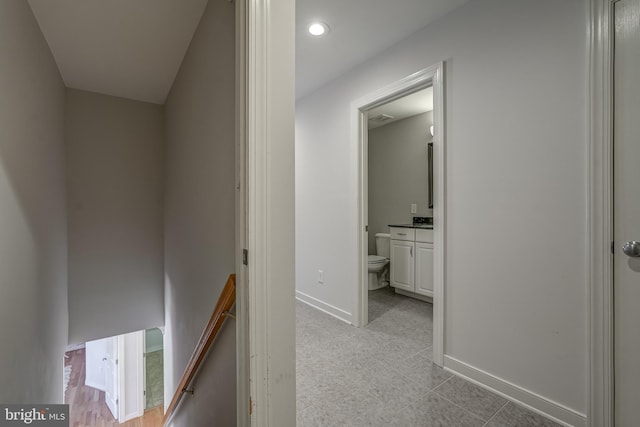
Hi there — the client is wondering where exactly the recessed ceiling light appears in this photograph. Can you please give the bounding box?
[308,22,329,37]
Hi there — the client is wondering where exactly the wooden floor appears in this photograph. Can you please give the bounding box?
[65,349,163,427]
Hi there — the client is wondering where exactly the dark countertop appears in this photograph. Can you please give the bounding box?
[389,224,434,229]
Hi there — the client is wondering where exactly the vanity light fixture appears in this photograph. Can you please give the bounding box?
[308,22,329,36]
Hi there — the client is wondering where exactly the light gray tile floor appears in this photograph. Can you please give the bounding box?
[296,286,562,427]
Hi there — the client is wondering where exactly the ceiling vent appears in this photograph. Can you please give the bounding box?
[369,113,395,123]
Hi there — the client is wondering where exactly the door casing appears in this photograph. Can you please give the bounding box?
[238,0,617,425]
[352,63,446,367]
[588,0,615,426]
[237,0,296,425]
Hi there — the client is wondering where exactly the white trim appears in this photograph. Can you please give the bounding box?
[353,64,446,366]
[117,335,125,422]
[394,288,432,303]
[142,332,147,411]
[129,331,145,421]
[65,343,85,352]
[431,64,445,368]
[295,291,353,324]
[235,0,249,425]
[117,332,145,422]
[84,379,105,392]
[354,98,369,328]
[245,0,296,425]
[587,1,614,426]
[145,345,163,354]
[444,356,587,427]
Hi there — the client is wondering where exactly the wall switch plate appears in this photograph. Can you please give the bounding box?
[411,203,417,214]
[318,270,324,284]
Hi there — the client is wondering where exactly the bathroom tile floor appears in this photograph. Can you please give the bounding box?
[296,286,562,427]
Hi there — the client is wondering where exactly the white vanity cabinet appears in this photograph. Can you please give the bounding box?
[390,227,434,298]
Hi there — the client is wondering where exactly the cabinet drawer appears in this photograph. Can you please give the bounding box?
[415,229,434,243]
[390,227,415,241]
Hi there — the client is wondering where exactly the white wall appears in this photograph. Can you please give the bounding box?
[0,0,68,404]
[368,112,433,253]
[66,89,164,344]
[163,0,236,424]
[296,0,587,417]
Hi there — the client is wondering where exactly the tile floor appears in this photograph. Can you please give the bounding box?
[296,286,562,427]
[145,350,164,409]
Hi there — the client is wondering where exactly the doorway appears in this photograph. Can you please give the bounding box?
[613,0,640,424]
[589,0,640,425]
[65,331,147,425]
[143,327,165,410]
[354,64,445,366]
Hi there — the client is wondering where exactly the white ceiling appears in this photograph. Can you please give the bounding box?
[367,87,433,130]
[26,0,468,105]
[28,0,208,105]
[296,0,470,99]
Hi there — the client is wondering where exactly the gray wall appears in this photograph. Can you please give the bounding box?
[66,89,164,344]
[368,112,432,253]
[0,0,68,403]
[163,0,236,424]
[296,0,587,416]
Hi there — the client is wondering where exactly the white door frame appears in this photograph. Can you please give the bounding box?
[142,332,146,407]
[116,331,145,423]
[235,0,249,424]
[103,335,120,421]
[588,0,614,426]
[238,0,296,426]
[238,0,615,423]
[353,63,446,366]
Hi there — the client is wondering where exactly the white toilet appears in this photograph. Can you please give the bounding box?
[368,233,390,290]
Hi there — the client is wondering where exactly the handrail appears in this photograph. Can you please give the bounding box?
[163,274,236,426]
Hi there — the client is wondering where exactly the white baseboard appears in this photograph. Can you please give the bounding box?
[145,345,163,353]
[443,355,586,427]
[84,380,105,392]
[65,343,85,352]
[121,408,143,423]
[394,288,433,303]
[295,290,352,324]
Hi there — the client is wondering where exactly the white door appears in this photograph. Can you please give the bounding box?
[104,336,119,420]
[415,242,434,297]
[614,0,640,424]
[390,240,414,291]
[85,339,107,391]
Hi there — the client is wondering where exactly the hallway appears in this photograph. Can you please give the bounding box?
[65,349,163,427]
[296,288,562,426]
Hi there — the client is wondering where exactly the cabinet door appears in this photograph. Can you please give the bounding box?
[390,240,414,291]
[415,242,434,297]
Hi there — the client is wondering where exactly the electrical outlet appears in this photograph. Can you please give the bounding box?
[411,203,417,214]
[317,270,324,284]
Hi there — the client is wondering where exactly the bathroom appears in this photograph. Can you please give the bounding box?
[296,85,438,423]
[366,86,434,323]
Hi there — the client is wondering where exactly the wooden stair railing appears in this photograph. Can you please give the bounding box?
[162,274,236,426]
